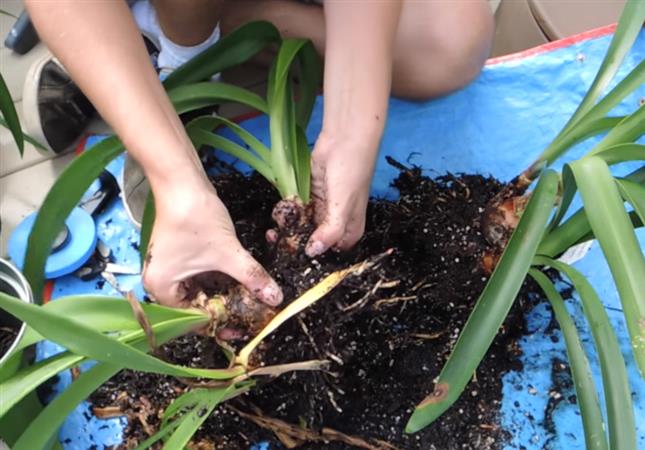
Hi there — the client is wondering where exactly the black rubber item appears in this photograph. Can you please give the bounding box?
[4,11,40,55]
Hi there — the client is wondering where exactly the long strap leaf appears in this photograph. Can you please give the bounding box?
[12,320,201,450]
[162,387,230,450]
[168,82,268,116]
[0,292,241,380]
[22,136,125,302]
[0,73,23,155]
[139,191,156,263]
[588,105,645,155]
[538,166,645,257]
[616,178,645,225]
[10,296,205,356]
[0,315,203,417]
[188,128,275,183]
[405,170,559,433]
[163,21,281,90]
[187,115,272,163]
[556,0,645,134]
[534,258,636,450]
[529,269,608,450]
[568,157,645,377]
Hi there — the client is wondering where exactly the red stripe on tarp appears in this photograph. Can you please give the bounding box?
[486,23,618,66]
[74,134,89,156]
[43,280,54,304]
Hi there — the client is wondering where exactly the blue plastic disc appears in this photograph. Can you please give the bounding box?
[8,207,97,279]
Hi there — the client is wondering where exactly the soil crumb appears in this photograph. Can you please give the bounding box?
[92,163,533,450]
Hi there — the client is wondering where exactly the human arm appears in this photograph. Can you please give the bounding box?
[26,0,282,307]
[305,0,402,256]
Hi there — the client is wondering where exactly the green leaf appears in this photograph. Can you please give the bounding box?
[548,164,576,230]
[0,393,44,447]
[188,128,275,183]
[583,58,645,124]
[7,296,199,363]
[559,0,645,132]
[568,157,645,377]
[539,117,625,165]
[139,191,156,264]
[11,319,199,450]
[536,0,645,166]
[168,82,268,116]
[534,258,636,450]
[163,21,281,90]
[595,143,645,165]
[266,40,310,199]
[616,178,645,226]
[0,292,242,380]
[295,127,312,202]
[0,117,47,151]
[529,269,608,450]
[405,170,559,433]
[11,363,118,450]
[538,166,645,258]
[23,136,125,302]
[294,41,322,128]
[162,387,229,450]
[589,106,645,155]
[0,312,204,417]
[186,115,271,163]
[0,352,84,418]
[0,73,24,155]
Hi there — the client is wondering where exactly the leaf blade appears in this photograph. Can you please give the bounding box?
[529,269,608,450]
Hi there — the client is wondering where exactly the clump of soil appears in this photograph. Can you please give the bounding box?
[92,162,534,449]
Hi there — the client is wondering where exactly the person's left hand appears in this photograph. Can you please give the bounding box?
[305,132,380,257]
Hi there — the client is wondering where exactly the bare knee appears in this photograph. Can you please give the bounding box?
[392,2,494,100]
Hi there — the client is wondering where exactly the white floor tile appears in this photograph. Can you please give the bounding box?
[0,152,74,256]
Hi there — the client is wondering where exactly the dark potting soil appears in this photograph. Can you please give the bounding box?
[0,325,18,358]
[92,163,535,450]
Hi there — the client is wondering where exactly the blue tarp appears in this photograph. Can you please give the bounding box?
[40,28,645,449]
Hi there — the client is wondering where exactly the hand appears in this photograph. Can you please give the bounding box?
[305,133,379,257]
[142,180,283,309]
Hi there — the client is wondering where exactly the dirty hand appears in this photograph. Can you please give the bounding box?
[143,182,283,309]
[305,133,379,257]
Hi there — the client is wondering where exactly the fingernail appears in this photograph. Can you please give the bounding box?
[261,284,283,306]
[306,240,325,257]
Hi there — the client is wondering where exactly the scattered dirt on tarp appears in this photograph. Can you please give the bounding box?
[92,163,535,450]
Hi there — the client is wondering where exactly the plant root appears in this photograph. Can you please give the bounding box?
[229,405,401,450]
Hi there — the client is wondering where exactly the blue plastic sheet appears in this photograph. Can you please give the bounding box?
[39,28,645,449]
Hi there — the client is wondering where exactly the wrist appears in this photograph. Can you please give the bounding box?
[317,121,383,156]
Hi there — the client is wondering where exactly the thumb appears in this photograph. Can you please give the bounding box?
[305,212,345,258]
[143,262,185,308]
[219,246,283,307]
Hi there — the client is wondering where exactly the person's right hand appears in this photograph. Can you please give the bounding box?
[142,179,283,309]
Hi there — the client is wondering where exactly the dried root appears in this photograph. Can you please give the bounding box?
[229,405,401,450]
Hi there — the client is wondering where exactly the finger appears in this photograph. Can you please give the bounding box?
[306,212,346,257]
[334,216,366,251]
[142,264,183,308]
[219,246,283,307]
